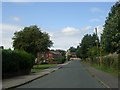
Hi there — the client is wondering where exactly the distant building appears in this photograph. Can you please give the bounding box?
[70,52,77,58]
[46,51,62,64]
[66,50,77,60]
[36,51,63,64]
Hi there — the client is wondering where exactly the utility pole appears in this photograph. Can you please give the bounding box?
[95,28,99,65]
[95,28,98,56]
[95,27,102,66]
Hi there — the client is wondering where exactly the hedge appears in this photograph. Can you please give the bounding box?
[85,53,119,76]
[2,49,35,78]
[52,57,66,64]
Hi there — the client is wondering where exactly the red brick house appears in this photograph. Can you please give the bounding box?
[36,51,63,64]
[46,51,62,64]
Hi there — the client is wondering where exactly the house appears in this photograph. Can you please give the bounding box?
[36,51,63,64]
[70,52,77,58]
[66,50,77,60]
[46,51,63,64]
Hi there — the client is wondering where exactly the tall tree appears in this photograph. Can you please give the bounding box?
[79,34,93,59]
[12,25,53,56]
[76,33,99,59]
[69,47,76,52]
[101,1,120,53]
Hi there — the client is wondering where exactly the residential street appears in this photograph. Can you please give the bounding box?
[17,60,105,88]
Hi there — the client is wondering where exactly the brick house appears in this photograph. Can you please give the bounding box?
[36,51,63,64]
[46,51,63,64]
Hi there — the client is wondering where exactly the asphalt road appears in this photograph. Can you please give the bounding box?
[18,60,105,88]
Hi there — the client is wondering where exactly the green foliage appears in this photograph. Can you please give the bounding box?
[76,33,99,59]
[2,49,20,73]
[88,46,98,58]
[69,47,77,52]
[15,50,35,69]
[12,25,53,56]
[88,53,119,77]
[101,1,120,53]
[2,49,35,74]
[52,57,66,64]
[31,64,57,73]
[76,46,81,58]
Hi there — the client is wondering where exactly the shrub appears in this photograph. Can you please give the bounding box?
[2,49,20,73]
[52,57,66,64]
[88,53,119,76]
[15,50,35,70]
[2,49,35,77]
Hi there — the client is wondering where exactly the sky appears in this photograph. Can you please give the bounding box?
[1,1,116,50]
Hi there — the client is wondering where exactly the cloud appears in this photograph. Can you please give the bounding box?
[50,34,81,50]
[48,27,80,50]
[62,27,79,36]
[90,7,102,13]
[81,26,92,32]
[1,23,22,32]
[0,23,22,49]
[50,26,93,50]
[12,16,20,22]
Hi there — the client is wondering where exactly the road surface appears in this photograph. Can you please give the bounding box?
[18,60,105,88]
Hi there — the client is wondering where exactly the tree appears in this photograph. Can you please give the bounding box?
[76,45,81,58]
[76,33,99,59]
[101,1,120,53]
[79,34,92,59]
[69,47,76,52]
[12,25,53,56]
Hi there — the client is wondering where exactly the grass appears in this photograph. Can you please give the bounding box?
[91,63,119,77]
[31,64,57,73]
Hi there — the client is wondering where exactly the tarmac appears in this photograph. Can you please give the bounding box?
[2,60,119,89]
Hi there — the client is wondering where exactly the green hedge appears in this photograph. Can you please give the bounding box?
[2,49,35,76]
[52,57,66,64]
[86,53,119,77]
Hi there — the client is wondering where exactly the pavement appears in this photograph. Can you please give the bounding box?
[2,60,119,89]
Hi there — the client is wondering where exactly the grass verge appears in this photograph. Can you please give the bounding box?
[91,63,118,77]
[31,64,57,73]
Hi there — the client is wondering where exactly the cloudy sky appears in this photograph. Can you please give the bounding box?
[1,1,115,50]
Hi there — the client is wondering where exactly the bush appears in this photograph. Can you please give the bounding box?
[87,53,119,76]
[2,49,20,73]
[2,49,35,77]
[15,50,35,70]
[52,57,66,64]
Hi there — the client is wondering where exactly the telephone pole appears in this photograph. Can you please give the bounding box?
[95,28,98,57]
[95,27,102,66]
